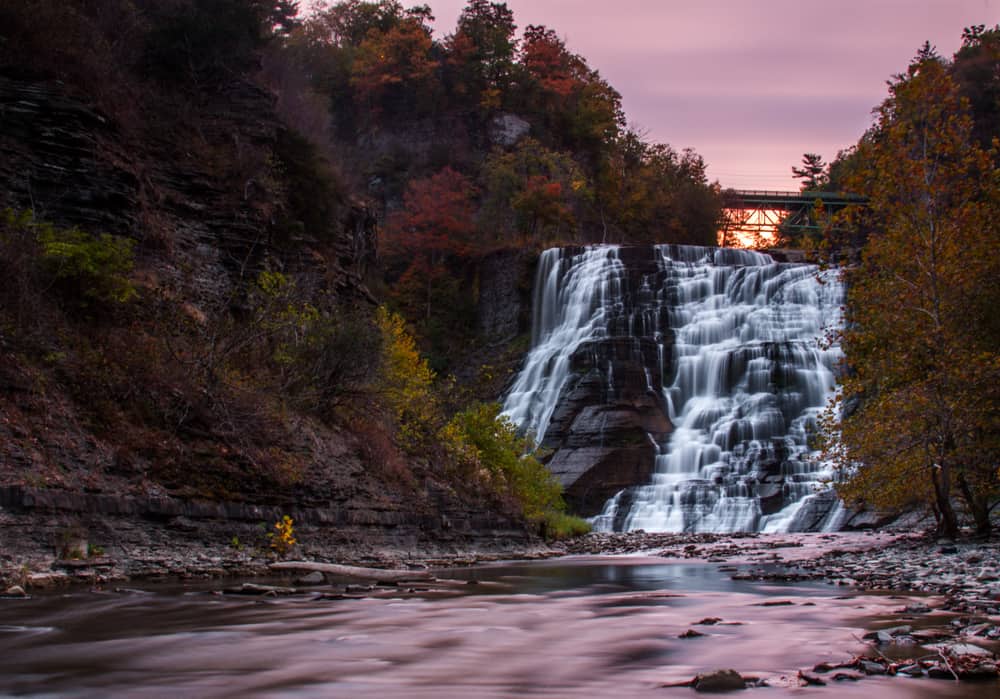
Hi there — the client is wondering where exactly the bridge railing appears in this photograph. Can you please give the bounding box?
[722,188,867,204]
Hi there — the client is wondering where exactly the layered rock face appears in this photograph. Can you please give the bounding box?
[504,247,677,516]
[505,246,846,532]
[0,74,535,562]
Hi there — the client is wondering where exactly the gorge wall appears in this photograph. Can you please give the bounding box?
[504,245,847,533]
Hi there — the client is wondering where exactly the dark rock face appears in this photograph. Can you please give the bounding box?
[0,78,140,236]
[0,77,376,306]
[540,338,673,515]
[477,248,534,341]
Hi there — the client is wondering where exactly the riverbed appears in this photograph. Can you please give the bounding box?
[0,551,989,698]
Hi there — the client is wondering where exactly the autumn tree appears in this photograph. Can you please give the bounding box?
[596,132,721,246]
[444,0,516,109]
[350,10,439,116]
[829,51,1000,538]
[479,138,585,243]
[385,166,479,264]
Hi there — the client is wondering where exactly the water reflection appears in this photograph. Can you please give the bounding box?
[0,558,984,698]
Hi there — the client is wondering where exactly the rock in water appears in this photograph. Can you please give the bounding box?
[693,669,746,692]
[296,571,326,586]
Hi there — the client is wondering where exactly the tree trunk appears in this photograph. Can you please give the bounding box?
[957,472,991,538]
[931,463,959,539]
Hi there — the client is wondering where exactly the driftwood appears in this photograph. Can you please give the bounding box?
[270,561,435,583]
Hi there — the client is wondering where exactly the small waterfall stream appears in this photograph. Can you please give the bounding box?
[502,245,845,533]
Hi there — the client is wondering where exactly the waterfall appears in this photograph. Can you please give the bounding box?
[502,244,845,533]
[503,246,626,445]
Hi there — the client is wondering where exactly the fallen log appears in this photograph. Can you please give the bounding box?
[270,561,435,583]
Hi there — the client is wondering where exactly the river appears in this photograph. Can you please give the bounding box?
[0,553,986,698]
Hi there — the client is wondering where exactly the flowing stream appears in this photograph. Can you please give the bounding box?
[503,245,845,533]
[0,545,980,698]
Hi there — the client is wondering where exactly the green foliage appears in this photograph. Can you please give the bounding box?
[0,209,136,311]
[37,224,136,307]
[791,153,828,191]
[375,306,441,452]
[479,138,586,243]
[825,48,1000,537]
[442,402,564,523]
[272,128,347,245]
[143,0,296,83]
[542,511,592,540]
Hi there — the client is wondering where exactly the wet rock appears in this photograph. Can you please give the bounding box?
[295,571,326,586]
[863,630,893,644]
[830,671,862,681]
[858,660,886,675]
[797,670,825,686]
[679,629,706,638]
[2,585,27,598]
[957,661,997,680]
[934,642,994,657]
[692,669,746,692]
[696,617,722,625]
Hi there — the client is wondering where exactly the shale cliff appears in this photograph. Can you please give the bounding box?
[0,37,537,582]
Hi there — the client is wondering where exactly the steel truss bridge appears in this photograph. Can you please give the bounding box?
[720,189,867,244]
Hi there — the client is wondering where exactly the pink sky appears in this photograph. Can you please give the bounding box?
[421,0,998,189]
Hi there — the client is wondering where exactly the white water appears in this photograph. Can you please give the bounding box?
[503,245,845,533]
[502,246,625,445]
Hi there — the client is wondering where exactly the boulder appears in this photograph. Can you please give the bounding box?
[693,669,746,692]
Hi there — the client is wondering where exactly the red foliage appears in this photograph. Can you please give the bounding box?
[385,167,479,261]
[521,25,581,98]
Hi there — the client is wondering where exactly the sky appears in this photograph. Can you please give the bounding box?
[419,0,998,189]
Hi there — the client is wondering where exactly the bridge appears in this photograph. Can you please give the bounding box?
[719,189,867,245]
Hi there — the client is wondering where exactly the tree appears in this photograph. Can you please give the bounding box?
[445,0,516,109]
[791,153,828,191]
[479,138,586,243]
[350,12,439,115]
[953,24,1000,150]
[829,51,1000,538]
[383,167,478,326]
[143,0,299,83]
[375,307,440,452]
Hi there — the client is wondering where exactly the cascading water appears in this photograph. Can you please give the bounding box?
[503,246,626,445]
[502,244,845,533]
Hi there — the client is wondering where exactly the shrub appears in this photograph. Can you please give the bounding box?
[375,307,440,452]
[442,402,565,523]
[37,224,136,306]
[267,514,296,555]
[542,511,592,540]
[0,209,136,317]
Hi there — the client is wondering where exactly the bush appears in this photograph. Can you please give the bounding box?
[442,402,565,524]
[37,224,136,307]
[542,511,592,540]
[0,209,136,315]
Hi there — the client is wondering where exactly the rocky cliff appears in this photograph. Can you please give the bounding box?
[0,68,538,584]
